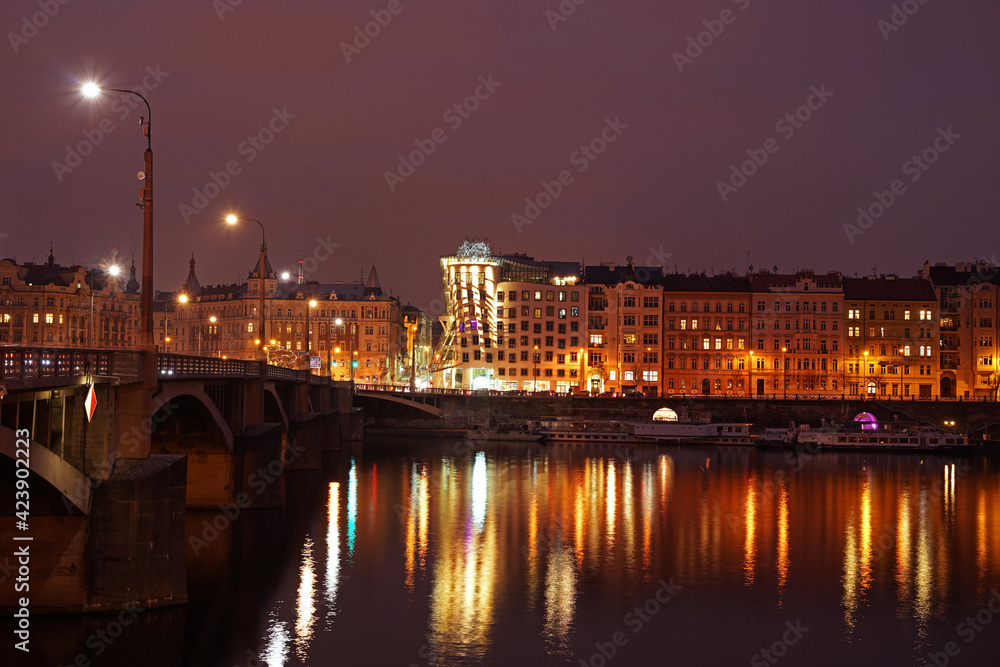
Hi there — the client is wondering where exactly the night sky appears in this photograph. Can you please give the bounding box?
[2,0,998,310]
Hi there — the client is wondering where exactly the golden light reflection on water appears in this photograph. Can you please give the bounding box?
[842,472,873,634]
[314,446,1000,665]
[914,487,933,637]
[605,459,616,550]
[896,487,912,604]
[543,538,576,657]
[977,488,987,589]
[426,453,497,663]
[641,462,653,576]
[743,477,756,588]
[623,462,635,572]
[294,537,317,660]
[776,481,789,603]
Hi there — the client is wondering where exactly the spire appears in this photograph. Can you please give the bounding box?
[364,265,383,298]
[297,249,304,284]
[47,242,55,266]
[126,255,140,294]
[249,254,276,281]
[185,253,202,296]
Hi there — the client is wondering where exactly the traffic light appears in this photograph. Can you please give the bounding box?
[352,360,358,368]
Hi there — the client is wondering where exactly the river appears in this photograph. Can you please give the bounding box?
[16,436,1000,666]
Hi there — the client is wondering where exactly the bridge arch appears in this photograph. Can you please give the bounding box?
[153,382,235,452]
[0,426,90,515]
[264,385,290,431]
[356,391,444,418]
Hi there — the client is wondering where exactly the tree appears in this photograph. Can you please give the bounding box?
[988,372,1000,401]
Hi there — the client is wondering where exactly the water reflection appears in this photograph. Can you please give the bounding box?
[776,480,789,603]
[208,446,1000,667]
[743,476,756,588]
[326,482,341,622]
[543,537,576,657]
[295,537,317,659]
[347,458,357,557]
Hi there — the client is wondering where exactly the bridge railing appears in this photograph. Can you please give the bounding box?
[2,347,142,384]
[158,353,258,378]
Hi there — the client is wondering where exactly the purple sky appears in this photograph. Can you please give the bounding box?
[2,0,998,311]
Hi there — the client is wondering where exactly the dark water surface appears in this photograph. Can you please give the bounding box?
[12,437,1000,666]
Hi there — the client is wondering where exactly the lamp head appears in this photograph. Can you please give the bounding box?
[178,294,188,304]
[81,82,101,98]
[225,214,238,225]
[107,265,121,277]
[309,299,318,308]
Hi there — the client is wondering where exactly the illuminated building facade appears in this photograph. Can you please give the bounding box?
[0,249,140,349]
[661,274,752,396]
[174,256,409,381]
[440,241,584,391]
[748,272,845,398]
[583,261,664,396]
[843,276,939,398]
[922,260,1000,398]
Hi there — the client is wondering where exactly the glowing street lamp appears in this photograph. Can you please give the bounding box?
[226,214,268,360]
[304,297,318,372]
[81,82,154,348]
[782,347,788,399]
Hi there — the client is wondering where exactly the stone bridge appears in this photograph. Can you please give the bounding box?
[0,347,359,613]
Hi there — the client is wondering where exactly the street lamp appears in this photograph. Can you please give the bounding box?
[643,347,653,394]
[81,83,153,348]
[533,344,540,393]
[225,215,268,360]
[782,347,787,399]
[864,350,870,399]
[88,263,121,348]
[305,298,318,372]
[409,322,419,392]
[749,350,754,397]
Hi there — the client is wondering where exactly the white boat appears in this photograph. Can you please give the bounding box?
[535,418,638,443]
[467,427,544,442]
[796,423,968,450]
[632,420,755,445]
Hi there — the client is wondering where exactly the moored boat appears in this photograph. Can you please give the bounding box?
[796,422,969,451]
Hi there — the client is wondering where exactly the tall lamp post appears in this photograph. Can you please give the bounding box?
[409,323,418,392]
[863,350,869,399]
[782,347,787,399]
[533,344,540,393]
[225,215,268,360]
[749,350,754,397]
[305,298,317,372]
[81,83,153,348]
[89,263,121,348]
